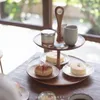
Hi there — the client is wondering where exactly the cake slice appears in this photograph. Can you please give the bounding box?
[46,52,64,64]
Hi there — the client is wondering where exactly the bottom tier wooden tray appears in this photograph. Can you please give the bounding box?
[27,55,92,86]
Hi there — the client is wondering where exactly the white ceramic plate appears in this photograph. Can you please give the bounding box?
[14,82,29,100]
[40,52,70,65]
[27,62,60,80]
[62,63,94,78]
[18,86,29,100]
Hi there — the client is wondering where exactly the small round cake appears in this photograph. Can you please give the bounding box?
[38,91,56,100]
[70,62,86,76]
[46,52,64,64]
[35,63,53,77]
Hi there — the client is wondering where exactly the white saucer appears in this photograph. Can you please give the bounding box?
[18,86,29,100]
[27,62,60,80]
[14,82,29,100]
[62,63,94,78]
[40,52,69,65]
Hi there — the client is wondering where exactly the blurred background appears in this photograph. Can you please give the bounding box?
[0,0,100,35]
[0,0,100,74]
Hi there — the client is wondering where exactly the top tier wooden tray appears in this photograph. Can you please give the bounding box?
[33,34,85,51]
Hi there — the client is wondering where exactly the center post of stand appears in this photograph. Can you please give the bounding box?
[57,50,61,69]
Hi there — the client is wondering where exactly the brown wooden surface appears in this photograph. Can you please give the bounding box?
[8,53,100,100]
[0,20,44,30]
[55,6,64,42]
[26,55,87,86]
[57,50,61,68]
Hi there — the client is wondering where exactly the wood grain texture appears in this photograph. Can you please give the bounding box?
[7,53,100,100]
[55,6,64,43]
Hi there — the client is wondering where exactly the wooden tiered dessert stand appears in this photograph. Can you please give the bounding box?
[32,6,86,86]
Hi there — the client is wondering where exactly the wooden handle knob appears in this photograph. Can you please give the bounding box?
[55,6,64,24]
[55,6,64,43]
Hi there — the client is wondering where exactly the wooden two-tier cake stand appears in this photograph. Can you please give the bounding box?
[27,6,93,86]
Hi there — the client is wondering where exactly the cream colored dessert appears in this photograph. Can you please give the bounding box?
[46,52,64,64]
[39,95,56,100]
[70,62,86,76]
[35,63,53,77]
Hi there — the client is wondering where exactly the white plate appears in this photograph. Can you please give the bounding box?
[18,86,29,100]
[40,52,69,65]
[14,82,29,100]
[27,62,60,80]
[62,63,94,78]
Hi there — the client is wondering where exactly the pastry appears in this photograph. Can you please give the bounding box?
[46,52,64,64]
[70,62,86,76]
[38,91,56,100]
[39,94,56,100]
[35,63,53,77]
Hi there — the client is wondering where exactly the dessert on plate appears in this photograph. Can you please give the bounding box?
[69,62,86,76]
[35,63,53,77]
[46,52,64,64]
[38,91,56,100]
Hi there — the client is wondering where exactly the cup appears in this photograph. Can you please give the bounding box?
[63,25,78,46]
[41,29,55,47]
[61,24,67,37]
[68,93,93,100]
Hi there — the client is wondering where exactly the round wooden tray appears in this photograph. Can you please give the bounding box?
[33,34,85,51]
[28,56,88,86]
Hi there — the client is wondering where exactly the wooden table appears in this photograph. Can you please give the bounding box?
[7,53,100,100]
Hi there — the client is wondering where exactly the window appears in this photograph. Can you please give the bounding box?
[0,0,52,30]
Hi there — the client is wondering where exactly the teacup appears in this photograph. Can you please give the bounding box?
[68,93,93,100]
[63,25,78,46]
[61,24,67,36]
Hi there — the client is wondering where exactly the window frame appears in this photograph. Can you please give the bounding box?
[0,0,52,30]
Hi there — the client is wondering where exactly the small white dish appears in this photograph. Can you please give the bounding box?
[14,82,29,100]
[18,86,29,100]
[27,62,60,80]
[38,91,56,100]
[40,52,69,65]
[68,93,93,100]
[62,63,94,78]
